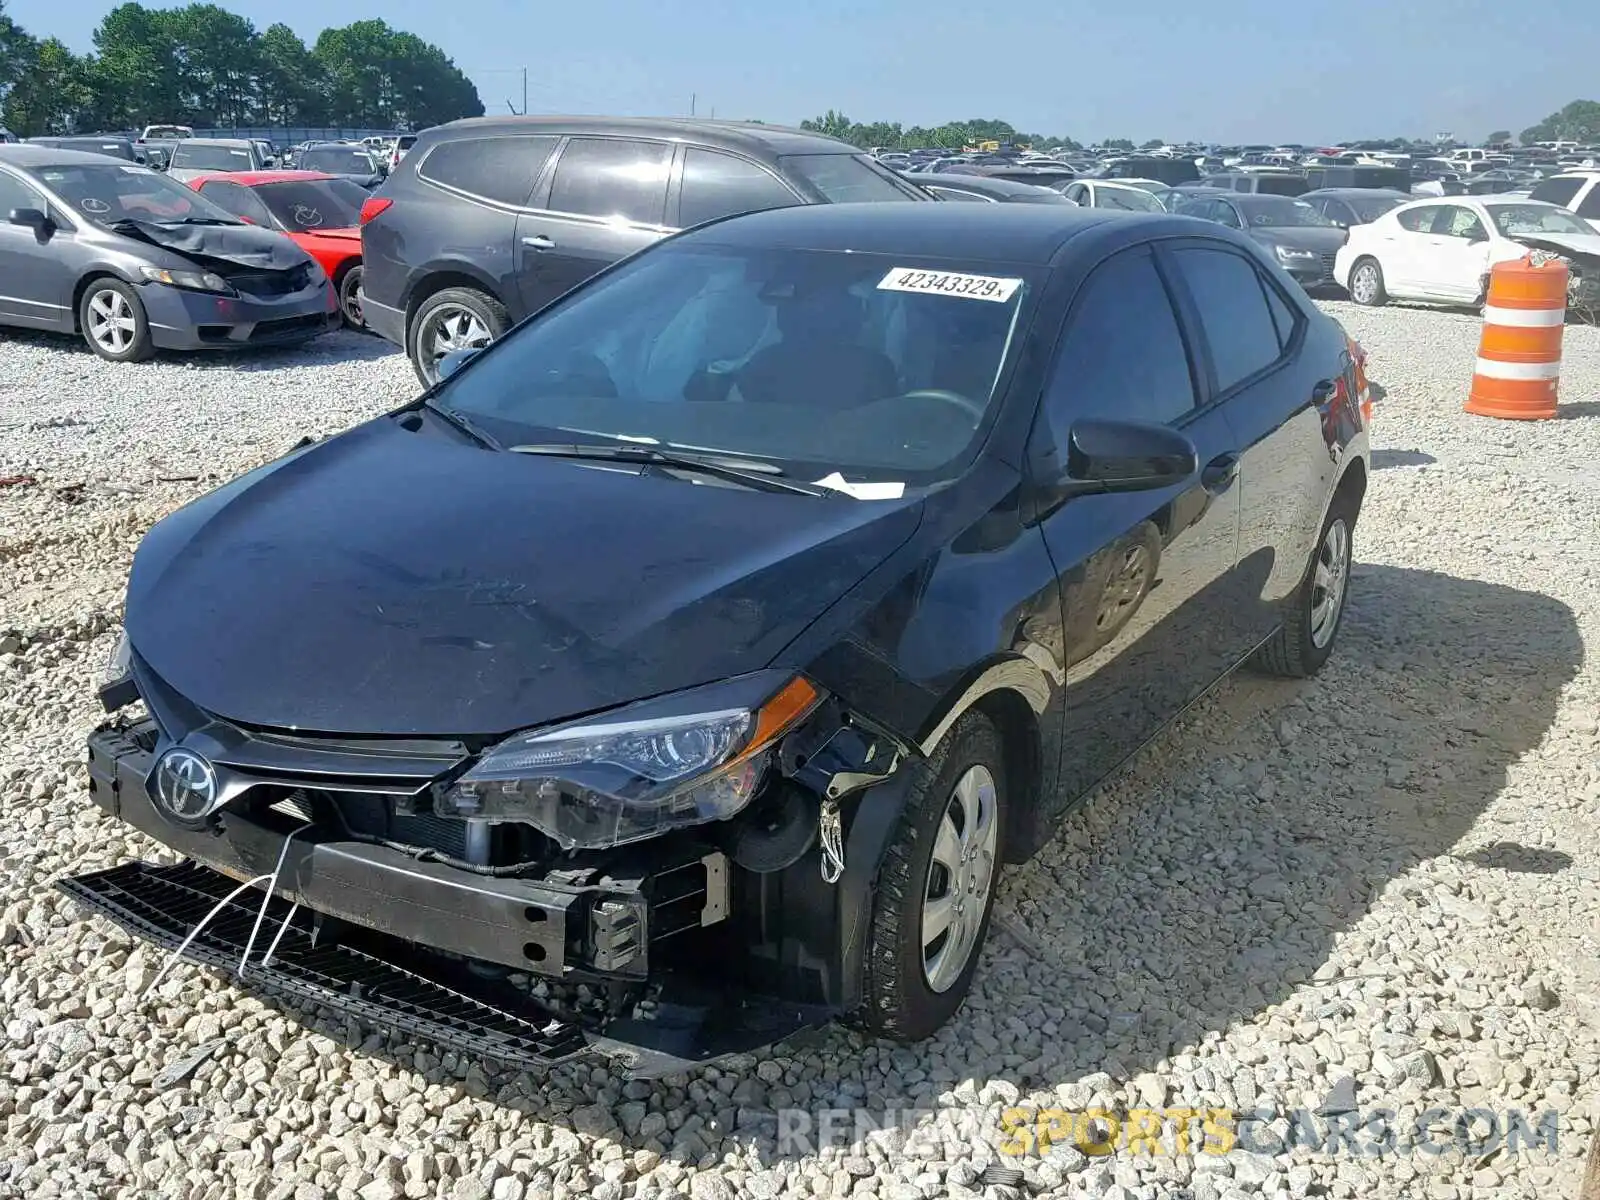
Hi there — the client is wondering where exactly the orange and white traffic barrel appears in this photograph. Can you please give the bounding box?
[1465,255,1568,420]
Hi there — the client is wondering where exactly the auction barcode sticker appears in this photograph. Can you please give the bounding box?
[877,267,1023,303]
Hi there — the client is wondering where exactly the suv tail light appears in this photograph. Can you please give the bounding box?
[359,197,392,225]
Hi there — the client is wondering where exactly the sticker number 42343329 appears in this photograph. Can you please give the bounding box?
[877,267,1023,303]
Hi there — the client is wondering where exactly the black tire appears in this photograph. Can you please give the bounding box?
[408,286,508,386]
[1347,257,1387,307]
[1250,489,1358,678]
[78,278,154,363]
[857,710,1007,1042]
[337,263,366,330]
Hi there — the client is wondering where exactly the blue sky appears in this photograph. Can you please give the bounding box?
[6,0,1592,144]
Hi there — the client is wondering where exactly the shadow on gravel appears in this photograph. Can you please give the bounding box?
[1556,401,1600,420]
[1460,842,1573,875]
[1372,448,1437,469]
[940,563,1581,1103]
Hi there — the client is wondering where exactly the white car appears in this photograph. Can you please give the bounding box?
[1334,196,1600,308]
[1058,179,1168,213]
[1528,172,1600,233]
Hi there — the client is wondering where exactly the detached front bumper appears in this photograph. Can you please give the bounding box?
[141,280,339,350]
[71,725,831,1075]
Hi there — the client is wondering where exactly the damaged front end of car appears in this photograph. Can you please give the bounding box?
[66,638,918,1076]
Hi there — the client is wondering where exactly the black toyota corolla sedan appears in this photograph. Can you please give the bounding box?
[70,203,1370,1075]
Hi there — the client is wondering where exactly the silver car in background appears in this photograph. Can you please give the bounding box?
[165,138,267,183]
[0,146,338,362]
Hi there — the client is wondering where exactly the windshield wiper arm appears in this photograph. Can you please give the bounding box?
[164,216,244,226]
[419,399,501,449]
[507,443,830,497]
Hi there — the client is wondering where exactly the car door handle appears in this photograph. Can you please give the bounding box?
[1201,453,1239,493]
[522,235,555,250]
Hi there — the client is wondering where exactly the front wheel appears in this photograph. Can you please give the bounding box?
[857,710,1006,1041]
[1249,492,1357,678]
[79,279,154,362]
[1347,258,1387,307]
[409,287,508,387]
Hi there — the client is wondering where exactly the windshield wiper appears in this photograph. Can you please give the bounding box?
[507,443,830,497]
[419,399,502,449]
[162,216,244,226]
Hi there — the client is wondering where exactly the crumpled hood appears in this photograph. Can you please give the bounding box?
[125,417,924,737]
[111,218,312,271]
[1249,226,1347,253]
[1510,233,1600,267]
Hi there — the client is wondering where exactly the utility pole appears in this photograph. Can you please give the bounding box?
[522,68,528,117]
[690,93,696,117]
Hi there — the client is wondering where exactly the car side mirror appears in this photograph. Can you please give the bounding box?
[437,347,481,381]
[1063,418,1199,493]
[9,207,52,236]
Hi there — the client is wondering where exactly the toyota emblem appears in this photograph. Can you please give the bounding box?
[152,747,220,821]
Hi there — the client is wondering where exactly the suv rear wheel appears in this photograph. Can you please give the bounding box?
[409,287,508,386]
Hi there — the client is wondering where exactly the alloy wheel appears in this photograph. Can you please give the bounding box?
[1309,518,1350,649]
[341,269,365,326]
[921,764,999,993]
[87,289,136,355]
[1350,264,1379,305]
[422,305,491,381]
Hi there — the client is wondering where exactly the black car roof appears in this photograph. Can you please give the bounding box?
[1301,187,1411,199]
[924,174,1067,200]
[674,200,1160,265]
[424,115,862,156]
[0,144,144,169]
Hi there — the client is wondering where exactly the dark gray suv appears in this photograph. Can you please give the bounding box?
[360,116,931,383]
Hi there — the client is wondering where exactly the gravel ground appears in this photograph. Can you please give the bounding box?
[2,309,1599,1200]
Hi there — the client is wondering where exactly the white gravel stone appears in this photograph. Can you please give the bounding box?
[4,305,1600,1198]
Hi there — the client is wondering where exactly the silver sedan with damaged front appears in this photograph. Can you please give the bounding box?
[0,145,338,362]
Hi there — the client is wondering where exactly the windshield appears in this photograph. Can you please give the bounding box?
[778,153,915,202]
[1487,204,1594,238]
[433,244,1037,485]
[1240,198,1334,227]
[33,163,239,225]
[1098,186,1165,212]
[1349,195,1405,223]
[145,126,189,139]
[298,147,377,174]
[171,143,254,170]
[253,177,368,229]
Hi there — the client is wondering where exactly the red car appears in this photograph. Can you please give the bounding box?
[186,170,368,328]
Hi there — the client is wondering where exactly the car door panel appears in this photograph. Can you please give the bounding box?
[0,171,72,330]
[1025,244,1246,810]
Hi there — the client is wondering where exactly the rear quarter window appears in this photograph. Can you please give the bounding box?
[1529,177,1584,207]
[417,135,559,206]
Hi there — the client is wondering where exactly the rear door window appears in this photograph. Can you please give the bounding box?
[1577,186,1600,220]
[548,137,672,225]
[1396,206,1434,232]
[678,149,799,226]
[1168,245,1286,394]
[417,135,557,207]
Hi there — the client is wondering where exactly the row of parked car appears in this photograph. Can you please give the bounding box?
[3,116,1598,370]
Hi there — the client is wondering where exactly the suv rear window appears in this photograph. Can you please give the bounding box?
[1529,177,1584,207]
[547,138,672,225]
[417,135,557,206]
[778,153,914,202]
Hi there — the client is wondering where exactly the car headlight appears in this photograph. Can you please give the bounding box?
[139,266,235,294]
[100,628,132,689]
[438,673,824,849]
[1275,246,1317,261]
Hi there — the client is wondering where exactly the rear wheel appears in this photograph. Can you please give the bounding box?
[79,279,154,363]
[1250,491,1357,678]
[857,711,1006,1041]
[337,264,366,330]
[1348,258,1387,307]
[409,287,508,386]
